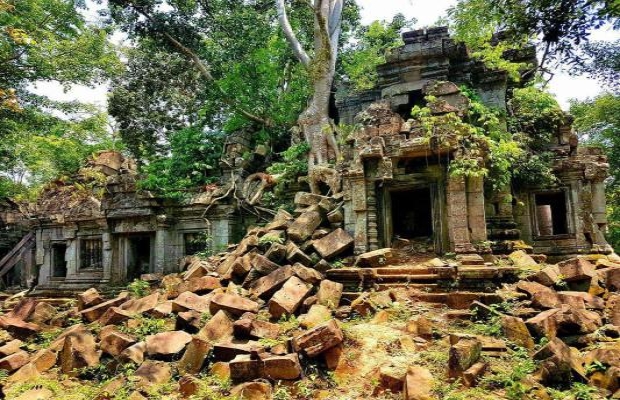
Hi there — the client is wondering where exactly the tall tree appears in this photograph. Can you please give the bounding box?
[276,0,343,167]
[0,0,121,199]
[447,0,620,80]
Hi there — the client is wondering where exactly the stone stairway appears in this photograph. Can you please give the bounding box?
[326,253,521,309]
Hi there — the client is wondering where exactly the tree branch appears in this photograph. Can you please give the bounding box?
[126,0,272,126]
[328,0,342,38]
[276,0,312,68]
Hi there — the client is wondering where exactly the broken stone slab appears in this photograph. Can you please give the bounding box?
[262,353,302,380]
[134,361,171,386]
[176,310,203,333]
[212,341,264,362]
[178,374,201,398]
[60,332,101,375]
[533,337,582,385]
[77,288,105,311]
[242,254,281,287]
[526,308,561,338]
[248,265,294,299]
[557,258,596,282]
[355,248,393,268]
[145,331,192,358]
[198,310,234,343]
[265,209,293,231]
[403,366,435,400]
[287,208,323,243]
[558,291,605,310]
[265,242,287,263]
[28,302,57,325]
[292,263,323,284]
[179,276,222,295]
[406,316,434,339]
[312,228,354,260]
[268,276,312,319]
[448,338,482,379]
[149,301,173,319]
[463,361,487,388]
[299,304,332,329]
[583,342,620,369]
[100,330,136,358]
[178,336,212,375]
[233,316,281,340]
[79,292,129,322]
[119,341,146,365]
[508,250,539,270]
[530,264,562,286]
[171,291,211,314]
[292,319,344,357]
[286,241,313,266]
[7,298,37,321]
[229,381,272,400]
[0,350,29,372]
[210,293,260,317]
[316,280,343,309]
[229,354,261,382]
[516,281,561,309]
[119,293,160,315]
[607,294,620,327]
[0,316,41,339]
[501,315,535,350]
[99,306,133,326]
[28,349,57,373]
[0,339,23,357]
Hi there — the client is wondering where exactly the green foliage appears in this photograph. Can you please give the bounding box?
[479,346,537,400]
[447,0,619,80]
[258,233,285,246]
[127,279,150,297]
[548,383,600,400]
[119,315,170,340]
[266,142,311,197]
[0,0,121,109]
[137,127,225,200]
[340,14,415,92]
[571,94,620,251]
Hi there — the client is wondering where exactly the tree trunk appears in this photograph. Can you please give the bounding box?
[276,0,342,171]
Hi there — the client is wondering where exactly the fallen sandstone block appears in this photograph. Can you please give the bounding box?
[268,276,312,319]
[210,293,260,317]
[312,228,354,260]
[292,319,343,357]
[145,331,192,358]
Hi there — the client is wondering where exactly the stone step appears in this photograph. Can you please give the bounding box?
[374,283,439,291]
[373,274,442,282]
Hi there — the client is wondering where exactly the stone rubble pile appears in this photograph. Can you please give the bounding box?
[0,193,619,399]
[465,254,620,396]
[0,192,359,398]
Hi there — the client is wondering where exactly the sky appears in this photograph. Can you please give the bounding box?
[30,0,618,111]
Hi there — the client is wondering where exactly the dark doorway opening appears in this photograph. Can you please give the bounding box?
[391,188,434,239]
[128,236,152,280]
[52,243,67,278]
[395,90,426,121]
[535,192,569,235]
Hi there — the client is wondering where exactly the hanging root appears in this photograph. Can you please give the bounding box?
[242,173,278,206]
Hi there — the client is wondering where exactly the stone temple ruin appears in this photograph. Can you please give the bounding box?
[0,27,613,292]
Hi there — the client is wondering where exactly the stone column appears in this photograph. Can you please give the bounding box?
[466,176,487,244]
[591,180,607,225]
[349,174,368,254]
[101,232,112,283]
[447,175,474,253]
[154,215,171,274]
